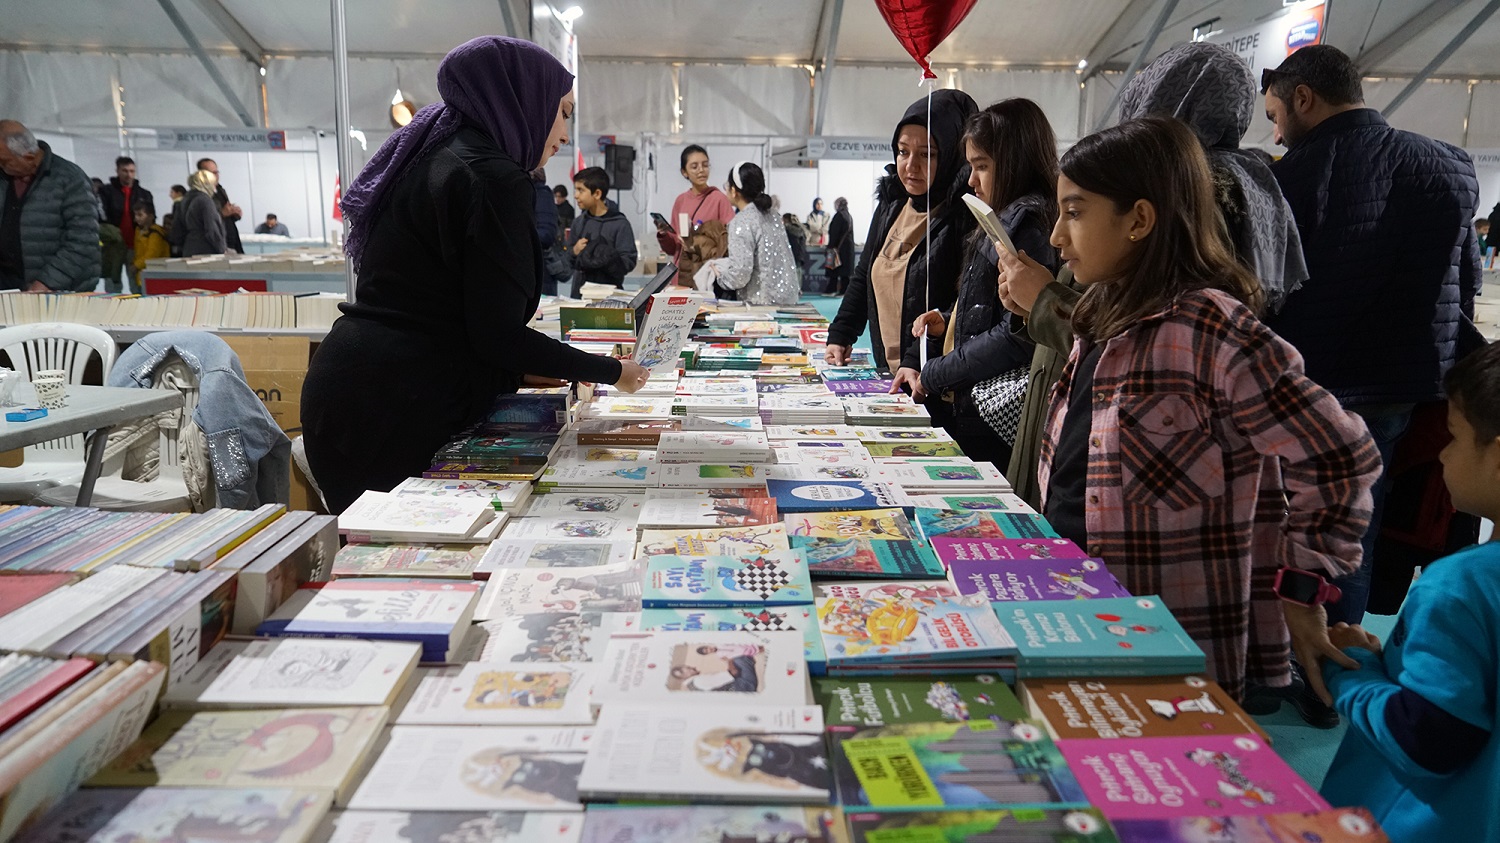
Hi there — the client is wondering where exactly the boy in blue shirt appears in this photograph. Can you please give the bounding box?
[1320,340,1500,841]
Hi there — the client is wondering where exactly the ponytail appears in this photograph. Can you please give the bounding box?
[728,161,773,213]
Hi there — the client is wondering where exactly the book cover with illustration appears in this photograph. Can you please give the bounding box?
[681,413,765,432]
[815,581,1016,666]
[846,808,1119,842]
[395,663,598,726]
[814,675,1026,728]
[24,787,333,843]
[255,580,480,663]
[549,446,656,463]
[580,806,838,843]
[537,461,659,491]
[1058,735,1329,820]
[583,398,677,421]
[876,463,1009,489]
[635,292,702,375]
[86,707,389,803]
[637,525,791,558]
[949,557,1130,602]
[337,491,495,542]
[323,811,583,843]
[830,720,1087,812]
[639,606,826,675]
[769,479,915,515]
[474,560,646,620]
[638,497,780,529]
[390,477,531,510]
[520,493,644,519]
[675,377,757,395]
[916,508,1061,542]
[773,440,875,465]
[907,493,1037,513]
[642,552,813,607]
[461,611,640,663]
[825,378,895,396]
[330,544,488,579]
[766,463,877,483]
[993,596,1206,678]
[163,638,421,710]
[765,424,858,440]
[500,514,637,542]
[656,464,769,490]
[574,418,680,446]
[1110,808,1390,843]
[592,630,808,709]
[853,426,957,442]
[792,535,945,579]
[932,537,1089,567]
[577,704,829,804]
[656,431,772,464]
[475,539,635,577]
[785,509,919,542]
[1019,675,1268,742]
[863,441,967,459]
[347,725,592,812]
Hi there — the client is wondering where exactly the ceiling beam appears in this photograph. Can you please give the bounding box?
[1355,0,1467,73]
[1093,0,1178,130]
[153,0,257,126]
[1383,0,1500,117]
[1079,0,1158,82]
[187,0,266,66]
[813,0,845,136]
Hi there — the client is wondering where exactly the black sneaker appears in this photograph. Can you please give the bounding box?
[1241,669,1305,716]
[1287,663,1341,729]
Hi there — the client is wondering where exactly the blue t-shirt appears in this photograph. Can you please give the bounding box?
[1321,541,1500,841]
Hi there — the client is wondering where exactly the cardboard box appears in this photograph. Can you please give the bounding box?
[222,335,309,434]
[288,456,325,514]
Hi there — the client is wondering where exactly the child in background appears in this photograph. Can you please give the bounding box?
[130,201,169,295]
[1036,116,1380,702]
[1320,340,1500,842]
[566,166,637,297]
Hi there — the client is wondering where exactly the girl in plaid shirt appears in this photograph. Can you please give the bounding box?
[1036,116,1381,701]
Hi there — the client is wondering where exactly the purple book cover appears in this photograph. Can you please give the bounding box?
[949,557,1130,601]
[1058,735,1329,820]
[932,537,1089,566]
[826,379,894,395]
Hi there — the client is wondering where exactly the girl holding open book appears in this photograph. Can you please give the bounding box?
[1037,116,1380,702]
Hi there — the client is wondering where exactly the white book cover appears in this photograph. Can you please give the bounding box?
[765,463,876,482]
[549,446,657,464]
[676,377,757,395]
[634,291,703,375]
[906,492,1037,514]
[655,463,769,489]
[520,493,644,519]
[459,611,640,663]
[389,477,531,509]
[322,810,582,843]
[682,414,764,431]
[346,726,592,812]
[538,461,659,490]
[657,431,772,463]
[876,462,1011,489]
[577,704,828,803]
[593,630,808,708]
[583,397,677,420]
[637,525,790,558]
[338,491,494,540]
[765,424,857,440]
[842,398,932,422]
[759,394,843,412]
[475,540,636,576]
[853,426,957,443]
[162,638,421,709]
[394,662,598,726]
[962,193,1019,255]
[771,441,875,465]
[637,497,778,529]
[672,394,760,412]
[474,559,646,621]
[500,514,637,542]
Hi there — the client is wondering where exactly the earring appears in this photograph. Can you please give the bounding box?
[1128,235,1137,241]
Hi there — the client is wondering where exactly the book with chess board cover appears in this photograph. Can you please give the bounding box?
[642,552,813,607]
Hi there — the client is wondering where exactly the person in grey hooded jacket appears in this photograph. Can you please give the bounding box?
[0,121,100,292]
[565,166,637,295]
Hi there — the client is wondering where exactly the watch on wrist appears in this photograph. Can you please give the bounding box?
[1273,566,1343,607]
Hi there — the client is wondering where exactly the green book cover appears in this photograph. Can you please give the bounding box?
[560,306,635,334]
[814,676,1026,727]
[846,808,1118,842]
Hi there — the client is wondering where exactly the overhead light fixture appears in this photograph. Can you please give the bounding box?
[390,89,417,128]
[558,5,583,22]
[259,65,267,77]
[1077,59,1088,70]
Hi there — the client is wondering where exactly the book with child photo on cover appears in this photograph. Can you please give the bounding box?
[591,630,808,711]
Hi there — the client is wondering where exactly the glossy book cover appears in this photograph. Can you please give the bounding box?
[1021,675,1268,742]
[794,535,945,579]
[994,596,1206,678]
[815,581,1016,664]
[642,552,813,607]
[916,509,1061,542]
[638,605,827,673]
[846,808,1118,842]
[1110,808,1389,843]
[949,557,1130,602]
[933,537,1089,566]
[814,675,1026,727]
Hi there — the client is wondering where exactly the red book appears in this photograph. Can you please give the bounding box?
[0,572,78,618]
[0,657,96,733]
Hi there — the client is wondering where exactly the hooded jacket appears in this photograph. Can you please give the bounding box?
[827,90,978,373]
[566,206,638,288]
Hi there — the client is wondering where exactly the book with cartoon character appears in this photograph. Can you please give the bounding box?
[992,596,1206,679]
[473,560,646,621]
[905,493,1036,513]
[1058,734,1328,820]
[347,725,592,811]
[875,463,1010,490]
[642,552,813,607]
[324,810,583,843]
[639,606,827,676]
[1018,675,1268,742]
[1109,808,1390,843]
[655,464,770,490]
[390,476,532,511]
[786,509,919,542]
[814,581,1016,668]
[519,493,644,520]
[845,808,1119,842]
[931,537,1089,566]
[636,525,790,558]
[591,630,809,712]
[577,704,829,804]
[656,431,773,464]
[337,491,497,543]
[537,461,660,492]
[813,675,1026,728]
[580,806,838,843]
[634,292,703,375]
[24,788,334,843]
[499,514,638,543]
[394,663,599,726]
[792,535,946,579]
[915,508,1060,542]
[330,543,489,579]
[254,580,480,663]
[162,638,421,710]
[948,557,1130,602]
[638,497,780,529]
[474,540,636,578]
[459,611,640,663]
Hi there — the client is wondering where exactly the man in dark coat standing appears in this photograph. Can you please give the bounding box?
[100,156,153,293]
[196,158,243,253]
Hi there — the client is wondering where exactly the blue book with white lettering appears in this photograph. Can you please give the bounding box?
[254,579,481,662]
[768,479,915,515]
[991,595,1206,678]
[639,605,827,675]
[641,552,813,608]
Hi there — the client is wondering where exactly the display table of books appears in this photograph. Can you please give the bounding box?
[0,296,1389,843]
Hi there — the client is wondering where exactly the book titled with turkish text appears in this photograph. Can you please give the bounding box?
[1019,675,1268,741]
[993,596,1206,679]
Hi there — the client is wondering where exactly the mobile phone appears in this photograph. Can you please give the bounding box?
[650,212,674,233]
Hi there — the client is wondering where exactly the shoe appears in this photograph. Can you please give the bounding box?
[1286,663,1341,729]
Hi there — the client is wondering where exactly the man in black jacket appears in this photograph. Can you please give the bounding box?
[99,156,153,293]
[1261,45,1481,714]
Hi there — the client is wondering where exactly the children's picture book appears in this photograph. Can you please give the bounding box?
[347,725,592,812]
[1057,734,1329,820]
[390,477,532,510]
[1109,808,1390,843]
[639,606,826,675]
[675,377,757,394]
[592,630,808,708]
[500,514,637,542]
[635,292,703,375]
[876,463,1009,489]
[681,413,765,432]
[655,464,769,489]
[906,493,1036,513]
[324,810,583,843]
[255,580,481,663]
[637,525,791,557]
[815,581,1016,665]
[638,497,779,529]
[549,446,658,463]
[863,441,967,459]
[577,704,830,804]
[830,720,1086,811]
[1019,675,1268,742]
[769,479,915,515]
[461,611,640,663]
[642,552,813,607]
[162,638,421,710]
[845,808,1119,843]
[573,418,680,446]
[584,398,677,421]
[537,461,660,491]
[87,707,389,804]
[916,508,1061,541]
[337,491,495,543]
[993,596,1207,679]
[786,509,919,542]
[853,426,957,442]
[580,806,839,843]
[656,431,772,464]
[395,662,598,726]
[932,537,1089,566]
[793,535,946,579]
[766,463,876,482]
[474,539,635,577]
[520,493,644,518]
[949,557,1131,602]
[474,560,646,620]
[24,788,334,843]
[814,675,1026,728]
[773,441,875,465]
[764,424,857,440]
[330,544,488,579]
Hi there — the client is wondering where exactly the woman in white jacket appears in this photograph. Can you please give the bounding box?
[698,162,800,305]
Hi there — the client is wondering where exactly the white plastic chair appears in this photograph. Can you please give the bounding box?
[0,323,118,502]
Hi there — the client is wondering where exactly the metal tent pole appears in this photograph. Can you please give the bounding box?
[330,0,356,302]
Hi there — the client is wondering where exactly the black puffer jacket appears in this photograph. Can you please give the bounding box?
[1268,108,1481,406]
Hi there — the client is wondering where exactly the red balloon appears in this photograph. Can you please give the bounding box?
[873,0,980,79]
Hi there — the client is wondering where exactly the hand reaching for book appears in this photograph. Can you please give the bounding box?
[824,344,851,366]
[613,359,650,393]
[911,309,945,340]
[522,374,569,388]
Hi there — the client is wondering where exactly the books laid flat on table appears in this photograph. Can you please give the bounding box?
[330,543,489,579]
[636,525,791,557]
[337,491,498,544]
[813,675,1027,728]
[906,492,1036,512]
[948,556,1131,602]
[932,536,1089,567]
[577,703,830,804]
[655,464,770,490]
[580,806,839,843]
[637,496,779,529]
[876,462,1010,491]
[785,509,919,542]
[793,534,945,580]
[323,810,584,843]
[474,559,646,620]
[765,424,857,440]
[25,787,333,843]
[394,662,599,726]
[992,595,1206,679]
[916,508,1061,542]
[769,479,915,515]
[814,581,1016,671]
[656,431,772,463]
[255,580,481,664]
[461,610,640,663]
[519,492,644,519]
[638,606,827,675]
[852,426,956,443]
[162,638,421,710]
[844,807,1119,842]
[591,630,809,709]
[474,539,635,578]
[1109,808,1390,843]
[537,460,660,492]
[500,513,638,543]
[389,476,534,510]
[1019,675,1268,741]
[642,552,813,607]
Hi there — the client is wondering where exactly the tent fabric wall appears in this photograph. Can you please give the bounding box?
[0,51,116,127]
[680,65,811,137]
[577,60,676,135]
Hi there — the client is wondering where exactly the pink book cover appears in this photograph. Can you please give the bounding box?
[1058,735,1329,820]
[932,536,1089,566]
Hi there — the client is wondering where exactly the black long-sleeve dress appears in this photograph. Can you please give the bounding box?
[303,121,621,513]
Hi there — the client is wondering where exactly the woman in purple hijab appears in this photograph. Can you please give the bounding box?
[302,36,649,514]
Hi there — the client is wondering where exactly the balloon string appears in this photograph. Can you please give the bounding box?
[921,76,934,369]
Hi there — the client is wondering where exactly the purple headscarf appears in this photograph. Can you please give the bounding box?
[342,36,574,271]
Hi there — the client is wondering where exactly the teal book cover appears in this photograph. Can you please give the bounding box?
[993,596,1207,678]
[792,536,945,579]
[641,552,813,608]
[916,508,1061,542]
[638,605,827,674]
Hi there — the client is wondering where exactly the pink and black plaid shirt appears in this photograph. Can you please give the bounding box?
[1039,288,1381,700]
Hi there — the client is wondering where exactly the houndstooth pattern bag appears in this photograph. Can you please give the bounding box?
[970,366,1029,445]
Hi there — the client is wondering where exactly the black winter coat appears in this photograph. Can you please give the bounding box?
[100,178,154,229]
[1267,108,1481,406]
[827,208,855,268]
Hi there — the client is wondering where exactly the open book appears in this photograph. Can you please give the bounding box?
[962,194,1018,256]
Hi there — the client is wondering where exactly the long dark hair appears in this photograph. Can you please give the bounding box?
[963,98,1059,221]
[730,162,774,213]
[1064,116,1263,342]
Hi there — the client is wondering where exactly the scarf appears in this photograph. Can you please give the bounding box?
[891,89,978,213]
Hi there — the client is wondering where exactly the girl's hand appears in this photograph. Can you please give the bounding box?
[613,359,650,393]
[911,309,946,339]
[997,248,1053,316]
[1329,622,1382,654]
[890,367,926,401]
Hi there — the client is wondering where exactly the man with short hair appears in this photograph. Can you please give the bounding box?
[0,120,101,292]
[100,156,154,293]
[254,213,290,236]
[1260,45,1482,724]
[196,158,243,253]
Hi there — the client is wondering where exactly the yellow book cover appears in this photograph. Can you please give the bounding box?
[784,509,917,541]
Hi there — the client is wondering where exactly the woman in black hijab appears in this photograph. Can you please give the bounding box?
[825,90,978,382]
